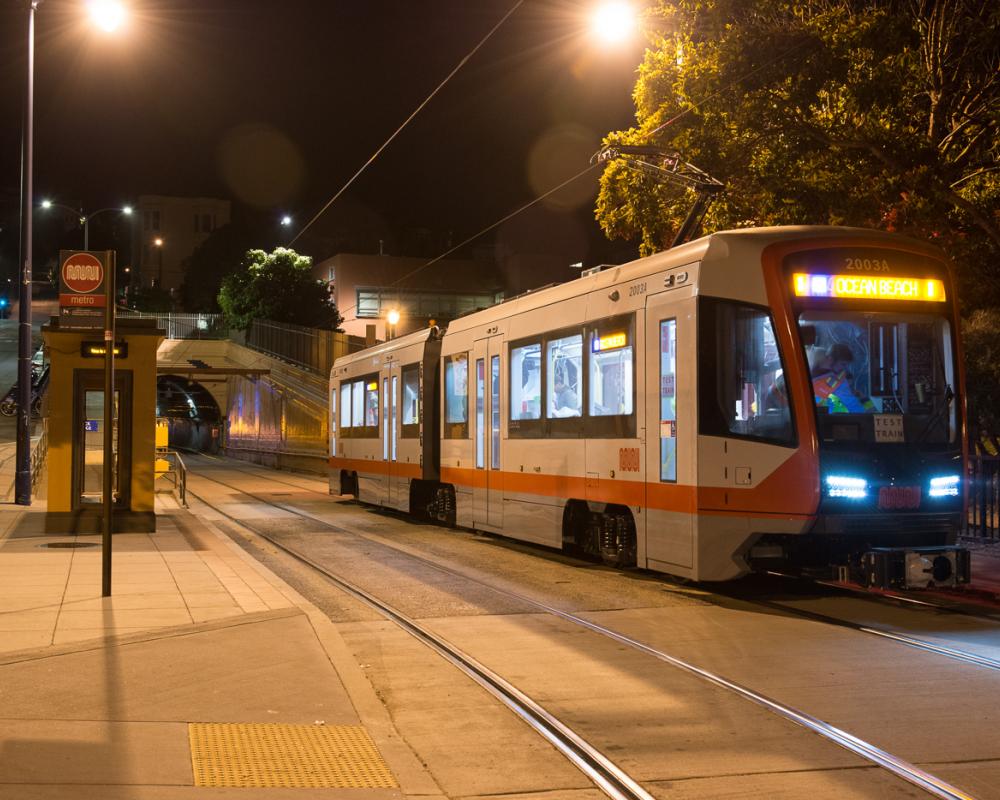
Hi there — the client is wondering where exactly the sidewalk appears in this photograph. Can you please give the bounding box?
[0,496,438,798]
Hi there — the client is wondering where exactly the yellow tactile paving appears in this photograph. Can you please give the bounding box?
[188,722,397,789]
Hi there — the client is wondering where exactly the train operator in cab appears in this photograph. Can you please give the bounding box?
[810,343,874,413]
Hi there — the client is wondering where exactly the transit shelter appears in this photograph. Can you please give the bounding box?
[42,317,164,532]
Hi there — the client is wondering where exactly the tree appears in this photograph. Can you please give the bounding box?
[595,0,1000,306]
[218,247,342,331]
[962,309,1000,442]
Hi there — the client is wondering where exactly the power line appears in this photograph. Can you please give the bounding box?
[290,0,525,246]
[333,162,598,322]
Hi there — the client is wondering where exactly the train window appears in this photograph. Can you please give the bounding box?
[491,355,501,469]
[444,352,469,438]
[476,358,485,468]
[660,319,677,482]
[588,321,634,410]
[351,380,364,430]
[365,380,379,428]
[391,376,398,461]
[330,388,338,454]
[509,339,543,438]
[401,364,419,438]
[699,299,794,445]
[798,311,956,443]
[339,383,351,431]
[547,334,582,418]
[382,377,389,460]
[581,315,636,438]
[510,342,542,421]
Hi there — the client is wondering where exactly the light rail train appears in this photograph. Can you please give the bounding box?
[329,226,970,588]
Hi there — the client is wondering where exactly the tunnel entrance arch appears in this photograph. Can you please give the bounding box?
[157,374,223,453]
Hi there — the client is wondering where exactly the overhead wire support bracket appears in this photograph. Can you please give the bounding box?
[593,144,724,249]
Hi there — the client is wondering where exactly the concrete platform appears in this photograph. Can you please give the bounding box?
[0,498,437,799]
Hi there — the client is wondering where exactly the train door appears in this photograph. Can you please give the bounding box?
[387,366,400,508]
[644,292,695,569]
[472,336,503,528]
[379,374,390,505]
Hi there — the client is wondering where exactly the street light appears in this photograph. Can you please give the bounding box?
[87,1,126,33]
[153,237,164,288]
[16,0,127,508]
[386,308,400,340]
[280,215,293,227]
[40,200,133,250]
[591,2,637,45]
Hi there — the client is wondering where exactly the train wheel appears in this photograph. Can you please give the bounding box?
[570,504,636,569]
[598,509,637,569]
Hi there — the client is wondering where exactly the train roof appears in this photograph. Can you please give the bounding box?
[331,325,440,373]
[331,225,944,373]
[443,225,937,336]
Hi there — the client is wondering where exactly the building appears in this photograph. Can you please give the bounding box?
[134,195,231,294]
[313,253,504,341]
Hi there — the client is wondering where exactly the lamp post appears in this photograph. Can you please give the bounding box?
[153,237,164,288]
[40,200,133,251]
[15,0,128,507]
[15,0,40,506]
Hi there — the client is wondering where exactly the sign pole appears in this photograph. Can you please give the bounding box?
[15,2,37,506]
[101,252,116,597]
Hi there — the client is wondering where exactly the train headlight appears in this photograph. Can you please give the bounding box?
[825,475,868,499]
[929,475,960,498]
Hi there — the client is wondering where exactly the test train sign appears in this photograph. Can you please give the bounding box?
[59,250,111,328]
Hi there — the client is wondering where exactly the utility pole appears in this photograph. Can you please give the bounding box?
[16,1,40,506]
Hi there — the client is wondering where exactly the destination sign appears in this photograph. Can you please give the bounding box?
[792,273,946,302]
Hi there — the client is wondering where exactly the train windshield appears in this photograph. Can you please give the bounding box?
[797,311,956,443]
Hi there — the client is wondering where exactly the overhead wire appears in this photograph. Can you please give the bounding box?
[315,13,820,323]
[333,162,599,322]
[289,0,526,246]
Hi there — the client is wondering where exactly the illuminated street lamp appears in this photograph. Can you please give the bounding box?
[281,215,293,227]
[87,1,127,33]
[40,199,133,250]
[386,308,401,340]
[16,0,127,506]
[591,2,636,45]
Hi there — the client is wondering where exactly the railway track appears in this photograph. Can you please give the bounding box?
[185,462,981,800]
[193,457,1000,656]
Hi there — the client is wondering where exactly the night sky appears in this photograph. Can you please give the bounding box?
[0,1,644,285]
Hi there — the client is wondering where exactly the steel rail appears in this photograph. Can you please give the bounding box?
[190,462,1000,672]
[187,468,978,800]
[186,483,654,800]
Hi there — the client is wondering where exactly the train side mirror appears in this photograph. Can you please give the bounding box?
[800,325,817,347]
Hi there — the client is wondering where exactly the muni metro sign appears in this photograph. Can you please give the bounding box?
[59,250,112,328]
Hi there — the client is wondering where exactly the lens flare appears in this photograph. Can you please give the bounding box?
[87,1,127,33]
[591,3,636,45]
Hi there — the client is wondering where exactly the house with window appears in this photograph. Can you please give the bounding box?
[313,252,504,340]
[133,195,231,293]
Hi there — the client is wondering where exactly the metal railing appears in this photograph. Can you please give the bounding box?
[30,424,47,491]
[245,318,365,376]
[118,311,229,340]
[967,455,999,540]
[155,449,188,506]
